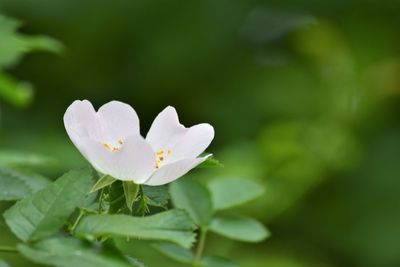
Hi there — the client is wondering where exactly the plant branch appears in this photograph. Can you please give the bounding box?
[70,209,85,233]
[0,246,18,253]
[193,227,207,266]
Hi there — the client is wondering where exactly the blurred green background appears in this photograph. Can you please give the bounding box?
[1,0,400,266]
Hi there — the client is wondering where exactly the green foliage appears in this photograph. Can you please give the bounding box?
[90,175,116,193]
[201,256,238,267]
[170,177,213,227]
[3,167,94,242]
[209,215,269,242]
[0,260,10,267]
[0,15,62,68]
[122,181,140,211]
[0,167,50,201]
[197,156,224,169]
[152,242,194,264]
[142,185,169,209]
[75,210,197,248]
[0,15,62,107]
[207,177,264,210]
[18,236,140,267]
[0,150,56,168]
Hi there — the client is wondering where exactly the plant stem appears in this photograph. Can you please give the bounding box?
[70,209,85,233]
[98,188,105,213]
[193,228,207,266]
[0,246,18,253]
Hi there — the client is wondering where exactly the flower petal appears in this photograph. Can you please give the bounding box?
[76,134,156,183]
[144,155,211,186]
[169,123,214,162]
[64,100,100,141]
[145,106,187,151]
[97,100,140,141]
[146,106,214,163]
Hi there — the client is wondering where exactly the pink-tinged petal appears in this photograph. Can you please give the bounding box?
[77,135,156,183]
[145,106,187,151]
[97,100,140,141]
[144,155,211,186]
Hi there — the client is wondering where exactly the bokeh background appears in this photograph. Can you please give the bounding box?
[1,0,400,266]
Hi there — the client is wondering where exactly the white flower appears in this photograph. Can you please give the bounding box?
[64,100,214,185]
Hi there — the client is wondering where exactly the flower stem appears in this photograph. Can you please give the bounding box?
[98,188,105,213]
[0,246,18,253]
[70,209,85,233]
[193,228,207,266]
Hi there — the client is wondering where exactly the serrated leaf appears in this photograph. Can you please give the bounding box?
[207,177,264,210]
[75,209,196,248]
[0,167,50,201]
[90,175,116,193]
[209,215,269,242]
[18,236,140,267]
[170,177,212,227]
[3,167,94,242]
[197,156,223,168]
[152,242,194,264]
[142,185,169,208]
[123,181,139,211]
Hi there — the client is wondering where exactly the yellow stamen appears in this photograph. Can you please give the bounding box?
[168,150,171,155]
[118,139,123,145]
[156,150,164,156]
[103,143,111,150]
[159,156,164,161]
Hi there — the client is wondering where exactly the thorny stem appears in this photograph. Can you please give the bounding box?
[0,246,18,253]
[193,228,207,266]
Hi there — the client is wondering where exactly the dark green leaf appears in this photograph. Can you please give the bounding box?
[209,215,269,242]
[18,236,140,267]
[0,167,50,201]
[3,167,94,242]
[90,175,116,193]
[152,242,194,263]
[109,181,128,214]
[75,209,196,248]
[170,177,212,227]
[123,181,139,211]
[207,177,264,210]
[142,185,169,208]
[201,256,238,267]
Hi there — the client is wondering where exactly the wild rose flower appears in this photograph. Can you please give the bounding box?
[64,100,214,185]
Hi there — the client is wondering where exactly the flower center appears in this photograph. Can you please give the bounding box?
[101,138,123,152]
[155,149,171,169]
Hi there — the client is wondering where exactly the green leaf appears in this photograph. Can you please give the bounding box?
[152,242,194,264]
[209,215,269,242]
[3,167,94,242]
[0,167,50,201]
[109,181,128,214]
[197,156,223,168]
[18,236,140,267]
[207,177,264,210]
[0,15,62,68]
[142,185,169,208]
[201,256,238,267]
[0,72,33,107]
[90,175,116,193]
[170,177,212,227]
[123,181,139,211]
[0,260,10,267]
[0,150,55,168]
[75,209,196,248]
